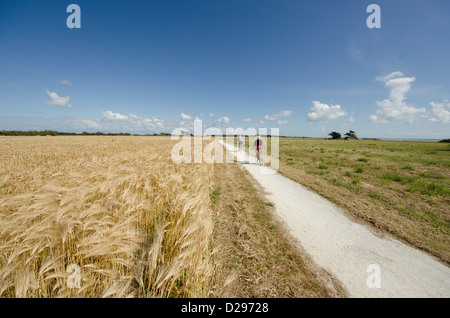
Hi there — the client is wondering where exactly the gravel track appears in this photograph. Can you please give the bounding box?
[220,141,450,298]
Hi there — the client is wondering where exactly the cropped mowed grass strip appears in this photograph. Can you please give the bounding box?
[210,162,346,298]
[276,138,450,265]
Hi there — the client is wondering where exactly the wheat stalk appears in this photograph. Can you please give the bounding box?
[0,136,214,298]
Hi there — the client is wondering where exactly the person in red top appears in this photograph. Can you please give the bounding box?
[254,135,263,165]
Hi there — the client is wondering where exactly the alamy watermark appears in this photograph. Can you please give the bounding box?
[366,264,381,289]
[66,264,81,289]
[66,4,81,29]
[367,4,381,29]
[66,4,380,29]
[170,119,279,174]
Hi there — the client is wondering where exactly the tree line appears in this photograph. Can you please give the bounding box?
[327,131,449,143]
[0,130,172,136]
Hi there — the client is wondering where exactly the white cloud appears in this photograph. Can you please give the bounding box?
[95,111,183,132]
[209,113,214,117]
[264,114,277,121]
[180,113,192,120]
[429,100,450,124]
[217,116,230,125]
[60,80,72,85]
[264,110,292,121]
[102,110,127,120]
[307,101,347,122]
[45,90,72,108]
[279,110,292,117]
[370,72,426,123]
[369,114,386,123]
[277,120,289,125]
[100,111,156,131]
[5,83,14,87]
[241,118,252,123]
[375,71,404,83]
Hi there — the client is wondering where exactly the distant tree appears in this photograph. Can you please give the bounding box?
[328,131,341,139]
[439,138,450,143]
[344,130,359,140]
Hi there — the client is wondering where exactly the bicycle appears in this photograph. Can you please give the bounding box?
[256,148,263,165]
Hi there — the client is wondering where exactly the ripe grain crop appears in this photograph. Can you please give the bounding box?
[0,136,214,297]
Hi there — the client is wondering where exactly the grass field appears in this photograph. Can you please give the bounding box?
[275,138,450,265]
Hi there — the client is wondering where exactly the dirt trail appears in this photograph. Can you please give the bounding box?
[220,141,450,298]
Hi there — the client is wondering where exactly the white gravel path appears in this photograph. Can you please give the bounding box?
[220,141,450,298]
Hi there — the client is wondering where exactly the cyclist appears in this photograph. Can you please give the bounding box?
[254,135,263,165]
[237,135,243,152]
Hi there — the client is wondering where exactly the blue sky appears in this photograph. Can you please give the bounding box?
[1,0,449,138]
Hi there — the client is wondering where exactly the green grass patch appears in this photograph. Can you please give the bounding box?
[382,173,413,184]
[422,183,448,196]
[210,186,221,204]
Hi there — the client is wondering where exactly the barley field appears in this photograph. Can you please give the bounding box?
[0,136,214,297]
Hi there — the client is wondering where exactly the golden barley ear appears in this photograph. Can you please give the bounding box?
[0,137,214,298]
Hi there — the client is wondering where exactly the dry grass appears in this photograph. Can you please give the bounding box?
[276,138,450,265]
[0,136,214,298]
[209,161,347,298]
